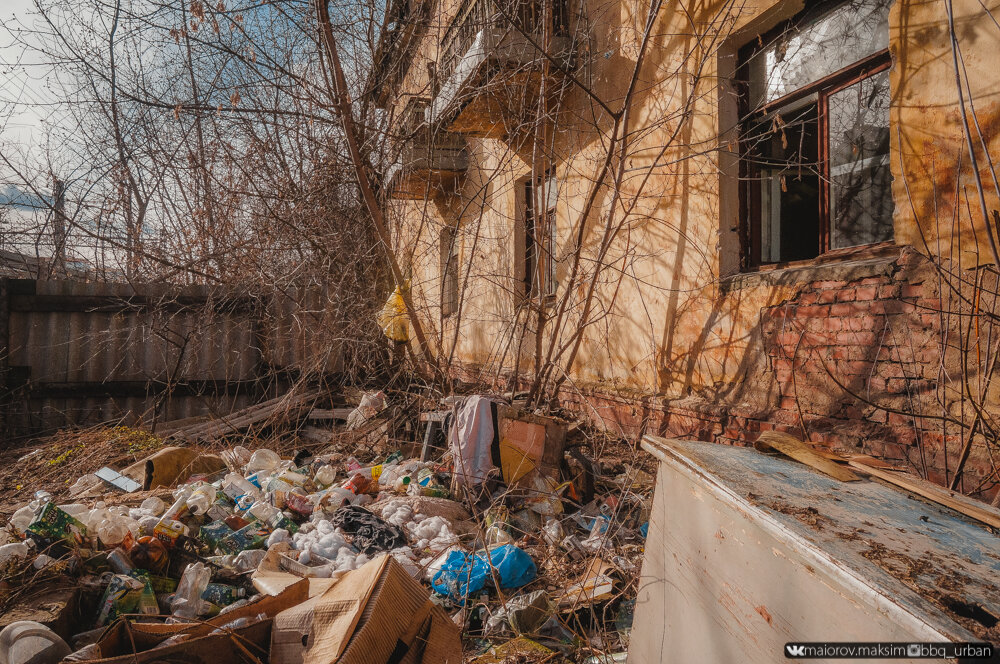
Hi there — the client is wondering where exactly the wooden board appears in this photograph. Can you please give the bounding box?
[754,431,862,482]
[848,458,1000,530]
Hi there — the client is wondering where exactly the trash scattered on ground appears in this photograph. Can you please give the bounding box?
[0,390,653,662]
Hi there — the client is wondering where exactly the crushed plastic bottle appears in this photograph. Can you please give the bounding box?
[222,473,259,502]
[0,543,29,566]
[139,497,165,516]
[8,507,35,533]
[246,449,281,474]
[96,518,135,549]
[221,446,251,470]
[171,562,211,618]
[314,465,337,489]
[542,518,564,545]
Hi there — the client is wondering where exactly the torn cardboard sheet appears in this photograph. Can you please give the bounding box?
[82,579,311,664]
[272,554,463,664]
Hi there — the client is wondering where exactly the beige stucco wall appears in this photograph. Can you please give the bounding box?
[385,0,1000,401]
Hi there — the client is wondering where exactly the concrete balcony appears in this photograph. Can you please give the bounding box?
[386,132,469,200]
[428,0,573,136]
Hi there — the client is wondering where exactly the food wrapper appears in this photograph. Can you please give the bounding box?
[128,570,160,615]
[201,582,244,607]
[217,523,269,554]
[26,502,89,548]
[200,520,235,551]
[96,574,145,626]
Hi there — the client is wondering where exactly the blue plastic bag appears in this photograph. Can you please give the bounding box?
[431,544,536,602]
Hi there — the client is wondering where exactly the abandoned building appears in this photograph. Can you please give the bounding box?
[1,0,999,659]
[372,0,1000,500]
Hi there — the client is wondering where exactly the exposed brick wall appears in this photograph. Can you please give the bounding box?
[755,248,952,475]
[451,247,998,501]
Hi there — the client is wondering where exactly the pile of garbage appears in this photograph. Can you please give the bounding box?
[0,393,652,664]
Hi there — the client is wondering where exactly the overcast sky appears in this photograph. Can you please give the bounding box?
[1,0,53,154]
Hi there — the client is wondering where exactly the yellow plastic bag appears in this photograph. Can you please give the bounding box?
[378,285,409,342]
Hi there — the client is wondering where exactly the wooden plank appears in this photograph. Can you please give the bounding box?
[753,431,862,482]
[848,459,1000,530]
[170,390,319,442]
[308,407,354,421]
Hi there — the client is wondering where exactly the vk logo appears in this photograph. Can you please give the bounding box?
[785,644,807,657]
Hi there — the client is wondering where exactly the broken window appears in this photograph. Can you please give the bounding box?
[441,224,459,317]
[524,173,557,298]
[739,0,893,266]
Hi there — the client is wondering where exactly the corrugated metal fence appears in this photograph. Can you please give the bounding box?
[0,279,344,437]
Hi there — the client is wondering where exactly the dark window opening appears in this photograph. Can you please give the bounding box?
[523,173,557,299]
[441,225,459,317]
[738,0,894,267]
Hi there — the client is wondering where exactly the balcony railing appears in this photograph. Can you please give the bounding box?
[386,99,469,199]
[428,0,572,126]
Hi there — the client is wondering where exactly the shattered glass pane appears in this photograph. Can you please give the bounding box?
[748,0,890,108]
[829,70,893,248]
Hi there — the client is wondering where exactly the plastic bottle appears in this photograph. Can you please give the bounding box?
[542,518,564,546]
[277,470,308,488]
[246,449,281,474]
[221,446,251,470]
[322,487,354,509]
[185,485,215,516]
[139,497,165,516]
[341,473,369,495]
[264,476,295,493]
[106,548,134,574]
[222,473,259,501]
[0,621,71,664]
[97,518,134,549]
[8,507,34,533]
[247,501,283,528]
[28,492,52,512]
[233,549,266,572]
[160,487,193,523]
[57,504,88,520]
[486,525,513,545]
[68,475,100,497]
[201,583,246,607]
[0,543,29,566]
[171,562,211,618]
[32,555,53,570]
[314,465,337,489]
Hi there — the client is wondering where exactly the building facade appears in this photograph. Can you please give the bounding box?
[372,0,1000,498]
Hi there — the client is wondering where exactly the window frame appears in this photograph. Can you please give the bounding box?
[440,224,460,318]
[737,2,893,269]
[523,173,557,300]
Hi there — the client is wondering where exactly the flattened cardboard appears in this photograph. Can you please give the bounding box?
[272,555,386,664]
[272,555,463,664]
[86,618,272,664]
[85,578,311,663]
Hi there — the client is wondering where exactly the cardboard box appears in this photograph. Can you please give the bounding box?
[272,554,463,664]
[496,407,566,486]
[80,579,311,663]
